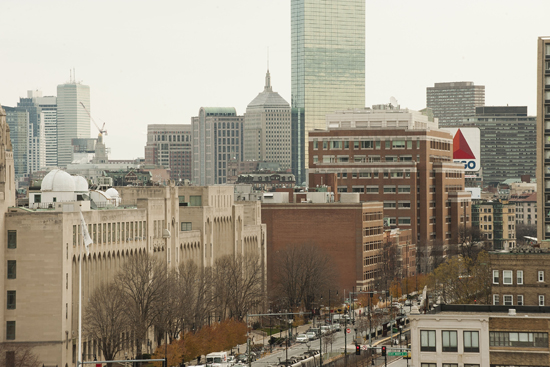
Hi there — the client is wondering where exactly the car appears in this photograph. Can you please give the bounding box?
[332,323,341,331]
[404,299,412,306]
[320,325,331,334]
[296,334,309,343]
[306,331,317,340]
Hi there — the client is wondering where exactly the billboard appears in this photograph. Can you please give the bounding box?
[441,127,481,172]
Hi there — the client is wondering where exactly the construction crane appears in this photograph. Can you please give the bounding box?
[79,102,107,137]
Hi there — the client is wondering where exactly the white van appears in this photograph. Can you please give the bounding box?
[206,352,228,365]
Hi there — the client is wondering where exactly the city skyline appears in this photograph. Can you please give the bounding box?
[1,0,549,160]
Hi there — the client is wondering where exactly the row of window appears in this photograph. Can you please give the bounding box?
[493,294,545,306]
[333,171,413,179]
[493,269,544,285]
[420,330,479,352]
[313,139,420,151]
[421,364,479,367]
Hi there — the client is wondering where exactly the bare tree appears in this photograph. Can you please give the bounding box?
[84,282,129,365]
[457,225,485,261]
[214,254,264,321]
[116,253,169,357]
[154,273,182,346]
[0,343,40,367]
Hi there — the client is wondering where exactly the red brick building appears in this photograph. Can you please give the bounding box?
[308,108,471,246]
[261,201,384,292]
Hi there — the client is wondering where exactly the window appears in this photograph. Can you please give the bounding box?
[7,231,16,249]
[442,330,457,352]
[361,140,374,149]
[442,364,458,367]
[398,201,411,209]
[493,270,499,284]
[517,295,524,306]
[398,185,410,193]
[490,331,548,347]
[493,294,499,305]
[392,140,405,149]
[503,270,513,285]
[539,295,545,306]
[539,271,545,282]
[420,330,436,352]
[7,261,16,279]
[464,331,479,352]
[398,217,411,225]
[366,186,378,194]
[517,270,523,285]
[421,364,436,367]
[503,295,513,306]
[384,185,396,194]
[6,321,15,340]
[383,201,396,209]
[189,195,202,207]
[181,222,192,231]
[6,291,15,310]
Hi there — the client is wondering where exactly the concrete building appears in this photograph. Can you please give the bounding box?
[291,0,365,184]
[244,71,291,170]
[490,248,550,306]
[426,81,485,126]
[144,124,192,182]
[262,200,384,292]
[192,108,244,185]
[235,173,295,191]
[57,81,90,168]
[3,106,29,178]
[472,200,516,250]
[509,192,537,226]
[410,304,550,367]
[536,37,550,241]
[308,107,472,246]
[461,106,536,185]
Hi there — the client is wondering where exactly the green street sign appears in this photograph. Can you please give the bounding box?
[388,352,407,356]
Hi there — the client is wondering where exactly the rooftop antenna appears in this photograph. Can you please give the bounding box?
[267,46,269,71]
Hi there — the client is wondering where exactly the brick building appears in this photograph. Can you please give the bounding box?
[490,248,550,306]
[308,107,471,246]
[472,200,516,250]
[261,201,384,292]
[410,304,550,367]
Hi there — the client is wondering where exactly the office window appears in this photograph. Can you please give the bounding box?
[464,331,479,352]
[181,222,192,231]
[464,365,480,367]
[442,364,458,367]
[421,364,436,367]
[503,295,513,306]
[517,295,524,306]
[503,270,513,285]
[493,294,499,305]
[442,330,458,352]
[493,270,499,284]
[6,321,15,340]
[398,185,410,193]
[189,195,202,207]
[7,231,16,249]
[398,217,411,225]
[517,270,523,285]
[7,261,16,279]
[366,186,378,194]
[538,271,545,282]
[6,291,15,310]
[539,295,545,306]
[420,330,436,352]
[490,331,548,347]
[384,185,396,194]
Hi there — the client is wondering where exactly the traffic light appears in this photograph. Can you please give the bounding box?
[355,345,360,355]
[381,346,386,356]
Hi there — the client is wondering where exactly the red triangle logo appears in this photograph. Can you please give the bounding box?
[453,129,475,159]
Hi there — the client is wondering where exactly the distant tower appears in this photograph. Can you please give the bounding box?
[244,70,291,169]
[144,124,192,181]
[57,76,90,168]
[537,37,550,241]
[426,82,485,126]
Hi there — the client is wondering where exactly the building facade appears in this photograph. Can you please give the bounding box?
[537,37,550,241]
[490,248,550,306]
[244,71,291,170]
[57,81,90,168]
[462,106,536,185]
[191,108,244,185]
[144,124,192,182]
[291,0,365,183]
[509,192,537,226]
[3,106,29,178]
[472,200,516,250]
[426,81,485,126]
[308,107,472,246]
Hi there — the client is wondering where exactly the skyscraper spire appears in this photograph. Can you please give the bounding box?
[264,69,272,92]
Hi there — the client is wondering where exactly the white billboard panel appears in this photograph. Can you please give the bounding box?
[441,127,481,172]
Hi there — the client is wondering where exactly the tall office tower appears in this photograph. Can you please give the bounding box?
[244,70,291,169]
[463,106,536,185]
[3,106,29,177]
[57,81,90,167]
[536,37,550,241]
[426,82,485,126]
[35,94,58,167]
[291,0,366,184]
[144,124,192,182]
[192,108,244,185]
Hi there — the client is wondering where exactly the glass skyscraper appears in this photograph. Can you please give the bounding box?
[291,0,365,184]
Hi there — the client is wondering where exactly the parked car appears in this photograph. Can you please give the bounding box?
[320,325,331,334]
[296,334,309,343]
[307,327,321,337]
[306,331,317,340]
[332,323,341,331]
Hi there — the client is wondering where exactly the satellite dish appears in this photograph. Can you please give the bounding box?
[390,96,398,107]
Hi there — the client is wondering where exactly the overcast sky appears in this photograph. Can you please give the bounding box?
[1,0,549,160]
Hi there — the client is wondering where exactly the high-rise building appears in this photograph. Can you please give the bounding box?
[537,37,550,241]
[3,106,29,178]
[291,0,365,184]
[244,70,291,170]
[192,108,244,185]
[462,106,536,185]
[426,82,485,126]
[57,81,90,167]
[144,124,192,182]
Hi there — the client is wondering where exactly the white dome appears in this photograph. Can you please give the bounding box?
[41,169,76,192]
[105,188,119,198]
[73,176,89,192]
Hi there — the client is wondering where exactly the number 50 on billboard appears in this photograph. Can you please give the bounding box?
[441,128,481,172]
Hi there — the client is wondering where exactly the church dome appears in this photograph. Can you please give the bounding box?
[105,188,119,198]
[73,175,89,192]
[41,169,76,192]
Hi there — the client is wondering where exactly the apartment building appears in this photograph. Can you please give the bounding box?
[509,192,537,226]
[472,200,516,250]
[537,36,550,241]
[308,107,471,246]
[144,124,192,182]
[426,81,485,127]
